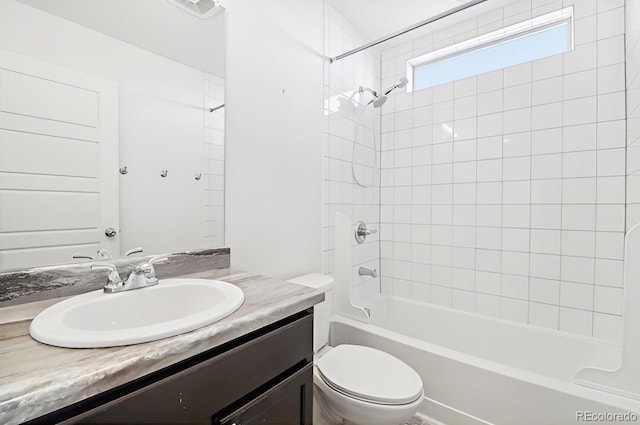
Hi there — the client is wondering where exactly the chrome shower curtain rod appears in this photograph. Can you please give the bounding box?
[328,0,488,63]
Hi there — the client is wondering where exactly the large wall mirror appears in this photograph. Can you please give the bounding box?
[0,0,226,271]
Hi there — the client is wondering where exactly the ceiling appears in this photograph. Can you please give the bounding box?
[330,0,518,49]
[17,0,226,78]
[331,0,468,41]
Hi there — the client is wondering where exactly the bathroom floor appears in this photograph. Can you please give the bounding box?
[405,414,432,425]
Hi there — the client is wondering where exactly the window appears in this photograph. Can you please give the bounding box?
[408,7,574,92]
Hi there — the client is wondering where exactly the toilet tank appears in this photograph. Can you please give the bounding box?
[286,273,334,352]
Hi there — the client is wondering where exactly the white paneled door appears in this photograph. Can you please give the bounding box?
[0,50,119,271]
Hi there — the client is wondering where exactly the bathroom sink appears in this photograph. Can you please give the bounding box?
[29,278,244,348]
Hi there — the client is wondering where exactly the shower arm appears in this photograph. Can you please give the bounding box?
[359,86,378,97]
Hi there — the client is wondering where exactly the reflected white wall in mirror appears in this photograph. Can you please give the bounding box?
[0,0,226,271]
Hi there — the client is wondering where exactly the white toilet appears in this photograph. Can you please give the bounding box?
[287,274,424,425]
[314,344,423,425]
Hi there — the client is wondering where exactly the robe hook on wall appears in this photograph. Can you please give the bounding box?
[195,173,202,181]
[119,166,128,175]
[160,170,168,178]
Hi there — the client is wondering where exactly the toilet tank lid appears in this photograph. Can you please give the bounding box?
[286,273,334,290]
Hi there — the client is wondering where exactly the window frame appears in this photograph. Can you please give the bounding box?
[406,6,575,93]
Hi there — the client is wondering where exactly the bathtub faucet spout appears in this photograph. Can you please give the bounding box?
[359,267,378,278]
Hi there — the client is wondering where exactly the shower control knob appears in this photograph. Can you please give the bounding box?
[355,221,377,244]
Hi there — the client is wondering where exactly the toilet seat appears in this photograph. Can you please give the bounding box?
[316,344,423,406]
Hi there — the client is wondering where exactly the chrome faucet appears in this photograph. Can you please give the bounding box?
[91,263,123,292]
[124,247,143,257]
[96,249,113,260]
[358,267,378,278]
[73,247,141,261]
[355,221,377,244]
[73,248,114,261]
[92,255,167,294]
[122,256,167,292]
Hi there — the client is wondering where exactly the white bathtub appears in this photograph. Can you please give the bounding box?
[329,296,640,425]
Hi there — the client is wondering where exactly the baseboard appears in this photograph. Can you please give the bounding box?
[413,412,448,425]
[419,396,494,425]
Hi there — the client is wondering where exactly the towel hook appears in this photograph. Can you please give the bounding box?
[160,170,168,178]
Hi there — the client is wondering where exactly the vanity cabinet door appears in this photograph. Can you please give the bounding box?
[51,313,313,425]
[217,363,312,425]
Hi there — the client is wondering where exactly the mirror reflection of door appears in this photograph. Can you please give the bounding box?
[0,0,226,271]
[0,50,119,270]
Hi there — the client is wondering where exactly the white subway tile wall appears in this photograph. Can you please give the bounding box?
[379,0,626,341]
[204,75,225,248]
[323,1,381,304]
[628,0,640,231]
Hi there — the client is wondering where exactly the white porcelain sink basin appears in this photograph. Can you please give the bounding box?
[29,278,244,348]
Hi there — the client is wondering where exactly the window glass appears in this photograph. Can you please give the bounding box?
[410,9,573,91]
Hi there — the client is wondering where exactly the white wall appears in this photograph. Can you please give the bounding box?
[378,0,627,342]
[224,0,324,279]
[323,1,382,305]
[205,76,226,248]
[628,0,640,229]
[0,0,224,257]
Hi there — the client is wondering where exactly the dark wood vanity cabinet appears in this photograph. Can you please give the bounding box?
[217,364,312,425]
[29,310,314,425]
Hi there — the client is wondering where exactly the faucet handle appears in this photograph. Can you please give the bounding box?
[96,248,113,260]
[355,221,377,244]
[135,256,168,279]
[91,263,123,289]
[148,255,168,264]
[125,247,144,257]
[75,249,115,260]
[73,254,94,260]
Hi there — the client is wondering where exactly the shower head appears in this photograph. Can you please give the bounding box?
[359,86,387,108]
[357,76,408,109]
[372,95,387,108]
[384,77,410,95]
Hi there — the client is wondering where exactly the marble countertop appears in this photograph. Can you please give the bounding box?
[0,268,324,425]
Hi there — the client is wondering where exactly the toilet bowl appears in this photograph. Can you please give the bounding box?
[313,344,423,425]
[285,273,423,424]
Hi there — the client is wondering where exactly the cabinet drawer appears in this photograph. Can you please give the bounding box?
[217,363,312,425]
[61,313,313,424]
